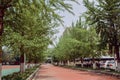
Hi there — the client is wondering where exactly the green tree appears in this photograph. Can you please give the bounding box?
[0,1,78,78]
[0,0,13,79]
[84,0,120,71]
[52,16,100,68]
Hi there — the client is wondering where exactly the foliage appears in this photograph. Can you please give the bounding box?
[1,0,78,63]
[52,17,100,63]
[2,65,39,80]
[83,0,120,51]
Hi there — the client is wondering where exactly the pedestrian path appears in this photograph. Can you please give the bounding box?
[32,64,58,80]
[32,64,119,80]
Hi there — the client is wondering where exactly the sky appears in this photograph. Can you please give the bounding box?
[52,0,86,44]
[61,0,86,26]
[49,0,88,47]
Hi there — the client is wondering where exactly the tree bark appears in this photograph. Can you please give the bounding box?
[115,45,120,62]
[92,57,96,69]
[28,53,31,69]
[0,9,4,80]
[114,45,120,71]
[0,1,12,80]
[80,57,83,67]
[20,45,26,72]
[0,45,2,80]
[67,60,70,66]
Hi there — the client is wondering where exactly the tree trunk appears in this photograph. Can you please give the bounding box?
[73,59,76,66]
[0,9,4,80]
[28,53,31,69]
[67,60,70,66]
[114,45,120,71]
[57,61,59,66]
[80,57,83,67]
[92,57,96,69]
[0,46,2,80]
[63,61,66,66]
[0,2,11,79]
[20,45,26,72]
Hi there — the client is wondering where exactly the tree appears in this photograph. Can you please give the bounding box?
[0,0,13,79]
[52,16,99,68]
[0,1,78,77]
[84,0,120,71]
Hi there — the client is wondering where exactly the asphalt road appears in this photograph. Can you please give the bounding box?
[32,64,119,80]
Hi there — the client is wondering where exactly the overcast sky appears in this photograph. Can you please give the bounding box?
[56,1,86,38]
[62,0,86,26]
[49,0,87,47]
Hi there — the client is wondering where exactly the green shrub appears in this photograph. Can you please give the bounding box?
[2,66,39,80]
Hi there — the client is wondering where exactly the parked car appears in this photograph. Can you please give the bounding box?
[100,61,108,68]
[107,61,117,70]
[100,60,114,69]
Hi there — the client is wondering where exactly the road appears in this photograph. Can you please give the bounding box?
[32,64,119,80]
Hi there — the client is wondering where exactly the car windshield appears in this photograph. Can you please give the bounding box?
[108,62,114,64]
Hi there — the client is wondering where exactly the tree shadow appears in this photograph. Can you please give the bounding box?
[36,75,54,79]
[77,71,103,76]
[41,67,49,70]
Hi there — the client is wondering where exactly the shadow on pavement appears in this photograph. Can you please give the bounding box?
[36,75,54,79]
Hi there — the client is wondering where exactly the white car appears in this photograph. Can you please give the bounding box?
[100,60,116,69]
[107,61,117,70]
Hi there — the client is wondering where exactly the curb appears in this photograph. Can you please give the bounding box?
[26,68,40,80]
[61,66,120,79]
[77,68,120,78]
[91,70,120,78]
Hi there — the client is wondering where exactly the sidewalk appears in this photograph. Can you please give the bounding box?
[61,66,120,78]
[32,64,119,80]
[32,64,58,80]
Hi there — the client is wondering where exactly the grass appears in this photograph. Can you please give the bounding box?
[59,65,120,74]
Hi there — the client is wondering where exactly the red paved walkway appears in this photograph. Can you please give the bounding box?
[33,64,119,80]
[2,65,20,70]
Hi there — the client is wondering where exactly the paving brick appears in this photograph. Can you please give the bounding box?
[32,64,119,80]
